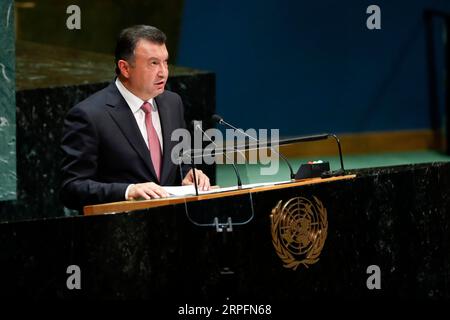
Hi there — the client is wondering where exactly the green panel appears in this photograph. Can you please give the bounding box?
[0,0,16,201]
[217,151,450,187]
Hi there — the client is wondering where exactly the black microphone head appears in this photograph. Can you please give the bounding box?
[211,114,223,123]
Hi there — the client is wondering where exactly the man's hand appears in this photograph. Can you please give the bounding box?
[182,169,211,191]
[127,182,170,200]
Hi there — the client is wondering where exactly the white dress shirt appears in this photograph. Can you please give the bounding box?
[115,78,164,199]
[115,78,163,150]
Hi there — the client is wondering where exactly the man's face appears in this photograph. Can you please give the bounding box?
[121,39,169,100]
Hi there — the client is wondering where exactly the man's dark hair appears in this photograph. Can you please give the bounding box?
[114,25,167,76]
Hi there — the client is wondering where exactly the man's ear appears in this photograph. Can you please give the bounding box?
[117,60,130,78]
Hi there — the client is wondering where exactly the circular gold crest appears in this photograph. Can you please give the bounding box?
[271,196,328,270]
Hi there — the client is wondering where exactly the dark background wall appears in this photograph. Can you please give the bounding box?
[15,0,450,137]
[16,0,184,62]
[177,0,450,136]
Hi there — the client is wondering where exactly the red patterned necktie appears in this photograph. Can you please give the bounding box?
[141,101,162,180]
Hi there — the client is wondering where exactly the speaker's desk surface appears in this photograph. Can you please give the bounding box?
[83,175,357,216]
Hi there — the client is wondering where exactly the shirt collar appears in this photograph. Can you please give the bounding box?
[115,78,156,113]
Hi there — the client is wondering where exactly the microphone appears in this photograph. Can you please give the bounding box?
[191,120,243,189]
[213,114,346,178]
[212,114,296,180]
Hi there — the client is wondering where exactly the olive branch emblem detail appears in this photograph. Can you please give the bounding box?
[271,196,328,270]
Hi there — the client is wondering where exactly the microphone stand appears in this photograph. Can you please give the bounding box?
[178,149,200,196]
[212,115,346,178]
[277,134,345,177]
[191,161,199,196]
[213,116,296,180]
[193,121,243,189]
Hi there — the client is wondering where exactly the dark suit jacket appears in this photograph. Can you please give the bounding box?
[60,81,188,210]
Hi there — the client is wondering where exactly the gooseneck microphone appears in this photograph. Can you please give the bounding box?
[212,115,346,178]
[212,114,296,180]
[191,120,243,189]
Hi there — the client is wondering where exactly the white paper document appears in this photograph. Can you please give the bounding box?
[162,180,291,197]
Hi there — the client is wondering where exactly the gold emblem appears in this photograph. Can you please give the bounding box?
[271,196,328,270]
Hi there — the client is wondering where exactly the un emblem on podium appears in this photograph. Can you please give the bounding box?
[271,196,328,270]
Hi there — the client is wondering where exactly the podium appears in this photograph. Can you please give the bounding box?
[79,175,358,300]
[1,162,450,301]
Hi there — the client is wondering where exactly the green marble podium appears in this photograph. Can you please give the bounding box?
[0,0,16,201]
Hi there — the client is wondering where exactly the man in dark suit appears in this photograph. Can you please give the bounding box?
[60,25,210,210]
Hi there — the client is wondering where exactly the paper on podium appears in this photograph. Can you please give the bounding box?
[162,180,291,197]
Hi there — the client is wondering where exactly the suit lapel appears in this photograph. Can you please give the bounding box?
[156,94,176,185]
[105,83,159,181]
